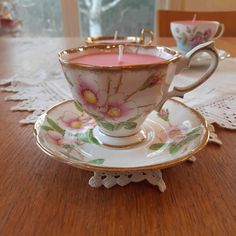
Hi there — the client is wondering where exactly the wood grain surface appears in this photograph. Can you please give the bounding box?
[0,37,236,236]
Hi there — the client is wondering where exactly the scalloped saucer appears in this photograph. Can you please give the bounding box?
[34,99,209,172]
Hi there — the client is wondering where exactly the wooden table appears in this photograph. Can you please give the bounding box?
[0,37,236,236]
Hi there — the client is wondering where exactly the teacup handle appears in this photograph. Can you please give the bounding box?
[140,28,154,46]
[213,23,225,40]
[156,41,219,111]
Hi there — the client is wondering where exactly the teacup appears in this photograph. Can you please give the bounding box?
[86,28,154,46]
[171,20,224,53]
[58,41,218,148]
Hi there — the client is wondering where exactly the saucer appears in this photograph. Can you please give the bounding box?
[190,49,231,66]
[172,47,230,66]
[34,99,209,172]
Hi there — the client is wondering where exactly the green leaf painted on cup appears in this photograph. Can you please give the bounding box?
[149,143,165,151]
[41,125,54,131]
[79,129,100,145]
[74,101,84,112]
[124,121,137,130]
[46,117,65,135]
[79,132,90,143]
[88,129,100,145]
[89,158,104,165]
[113,123,124,130]
[192,26,197,33]
[186,26,191,34]
[100,122,115,131]
[186,127,201,137]
[169,132,200,154]
[127,114,141,122]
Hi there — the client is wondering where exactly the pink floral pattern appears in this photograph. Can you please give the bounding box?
[166,127,186,143]
[150,110,202,154]
[69,72,165,131]
[75,80,107,114]
[175,26,213,50]
[102,94,137,122]
[60,111,95,130]
[189,29,212,47]
[41,114,103,164]
[46,131,66,146]
[158,109,169,121]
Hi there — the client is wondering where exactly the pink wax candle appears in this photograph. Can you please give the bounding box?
[69,53,166,66]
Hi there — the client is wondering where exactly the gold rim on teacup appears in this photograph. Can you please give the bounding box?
[58,44,181,70]
[86,28,154,46]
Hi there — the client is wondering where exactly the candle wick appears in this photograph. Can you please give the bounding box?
[118,44,124,63]
[114,31,118,41]
[192,14,197,22]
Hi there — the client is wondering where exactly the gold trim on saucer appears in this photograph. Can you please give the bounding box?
[34,99,209,172]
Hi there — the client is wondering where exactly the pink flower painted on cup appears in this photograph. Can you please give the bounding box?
[140,73,163,91]
[45,130,85,148]
[102,93,138,122]
[60,111,96,130]
[158,108,169,121]
[189,32,205,47]
[75,80,107,114]
[46,131,65,146]
[203,29,212,40]
[167,127,186,143]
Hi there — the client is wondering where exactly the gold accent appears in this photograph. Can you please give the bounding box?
[86,36,141,45]
[58,44,181,71]
[98,127,141,138]
[100,137,146,149]
[86,28,154,46]
[140,28,154,46]
[34,99,209,172]
[96,128,146,148]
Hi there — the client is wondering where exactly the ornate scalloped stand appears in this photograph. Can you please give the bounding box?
[88,156,197,192]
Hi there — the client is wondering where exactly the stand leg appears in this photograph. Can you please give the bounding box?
[88,170,167,192]
[188,156,197,162]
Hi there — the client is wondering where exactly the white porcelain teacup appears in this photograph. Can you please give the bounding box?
[171,20,224,53]
[59,42,218,148]
[86,28,154,46]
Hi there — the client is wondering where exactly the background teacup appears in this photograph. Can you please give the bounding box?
[171,20,224,53]
[59,42,218,148]
[86,28,154,46]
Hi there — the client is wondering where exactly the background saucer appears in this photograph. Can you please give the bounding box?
[190,49,231,66]
[171,47,231,66]
[34,99,209,172]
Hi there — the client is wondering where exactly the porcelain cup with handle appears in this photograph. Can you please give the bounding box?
[171,20,224,53]
[58,41,218,148]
